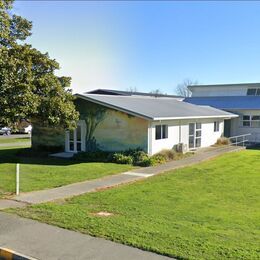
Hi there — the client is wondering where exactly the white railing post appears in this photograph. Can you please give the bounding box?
[16,163,20,195]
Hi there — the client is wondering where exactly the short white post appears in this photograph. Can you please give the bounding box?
[16,163,20,195]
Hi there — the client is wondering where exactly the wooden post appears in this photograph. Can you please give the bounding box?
[16,163,20,195]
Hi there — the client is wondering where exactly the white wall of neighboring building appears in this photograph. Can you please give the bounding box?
[190,85,260,97]
[229,109,260,143]
[148,118,225,155]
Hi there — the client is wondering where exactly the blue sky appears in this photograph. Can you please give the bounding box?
[13,1,260,94]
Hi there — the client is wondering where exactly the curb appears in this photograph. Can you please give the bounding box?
[0,247,37,260]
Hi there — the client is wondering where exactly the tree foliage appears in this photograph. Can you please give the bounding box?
[0,0,79,128]
[176,79,198,97]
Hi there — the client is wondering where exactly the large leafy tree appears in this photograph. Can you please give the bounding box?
[0,0,79,129]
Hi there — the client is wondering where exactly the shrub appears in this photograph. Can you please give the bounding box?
[216,137,231,146]
[73,151,111,162]
[150,154,167,165]
[112,153,133,164]
[155,149,177,161]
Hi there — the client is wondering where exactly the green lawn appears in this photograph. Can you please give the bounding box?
[9,149,260,259]
[0,146,134,197]
[0,136,31,144]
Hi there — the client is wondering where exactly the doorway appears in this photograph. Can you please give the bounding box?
[189,123,202,149]
[65,121,85,153]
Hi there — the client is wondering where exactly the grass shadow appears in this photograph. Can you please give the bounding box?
[0,147,82,166]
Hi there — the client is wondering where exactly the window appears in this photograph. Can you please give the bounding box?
[155,125,168,140]
[241,115,260,128]
[247,88,260,96]
[251,116,260,128]
[242,115,251,127]
[214,121,219,132]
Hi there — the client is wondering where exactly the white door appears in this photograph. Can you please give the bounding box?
[66,122,85,153]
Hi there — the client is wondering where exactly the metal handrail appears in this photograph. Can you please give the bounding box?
[228,133,251,147]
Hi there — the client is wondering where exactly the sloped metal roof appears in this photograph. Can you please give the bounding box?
[184,96,260,110]
[76,94,237,121]
[86,88,182,98]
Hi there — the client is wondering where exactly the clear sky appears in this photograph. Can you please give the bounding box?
[13,1,260,94]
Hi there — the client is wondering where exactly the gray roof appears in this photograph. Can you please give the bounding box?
[188,82,260,89]
[184,96,260,110]
[86,89,182,98]
[76,94,237,121]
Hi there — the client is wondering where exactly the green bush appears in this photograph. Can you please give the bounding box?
[150,154,167,165]
[73,151,111,162]
[112,153,133,164]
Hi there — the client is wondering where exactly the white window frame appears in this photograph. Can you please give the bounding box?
[155,124,168,140]
[214,121,220,132]
[241,115,260,128]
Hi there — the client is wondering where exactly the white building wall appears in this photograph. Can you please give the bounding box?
[148,118,225,155]
[229,109,260,143]
[190,86,252,97]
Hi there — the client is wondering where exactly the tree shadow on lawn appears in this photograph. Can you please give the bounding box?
[0,147,86,166]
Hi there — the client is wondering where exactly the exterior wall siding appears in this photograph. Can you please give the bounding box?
[191,86,248,97]
[149,118,224,155]
[229,109,260,143]
[75,99,148,152]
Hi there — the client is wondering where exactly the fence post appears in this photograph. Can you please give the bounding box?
[16,163,20,195]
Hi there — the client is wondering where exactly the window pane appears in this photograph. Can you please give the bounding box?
[69,130,74,141]
[195,138,201,148]
[155,125,161,140]
[257,89,260,96]
[247,88,257,95]
[214,121,219,132]
[77,142,81,151]
[189,136,194,148]
[77,125,81,141]
[189,123,195,135]
[196,123,202,130]
[162,125,168,139]
[69,142,74,151]
[252,116,260,120]
[243,121,250,127]
[243,115,250,120]
[196,130,201,137]
[251,121,260,128]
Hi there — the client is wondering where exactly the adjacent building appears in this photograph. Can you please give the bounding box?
[185,83,260,143]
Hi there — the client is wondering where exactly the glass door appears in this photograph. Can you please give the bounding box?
[67,124,82,152]
[189,123,195,149]
[69,129,75,152]
[189,123,202,149]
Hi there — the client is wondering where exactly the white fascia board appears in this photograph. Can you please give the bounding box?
[75,94,152,121]
[152,114,238,121]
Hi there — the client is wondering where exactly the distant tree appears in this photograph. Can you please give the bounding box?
[176,79,198,97]
[0,0,79,129]
[126,86,138,93]
[150,89,163,95]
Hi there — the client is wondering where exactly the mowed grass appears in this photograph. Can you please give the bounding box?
[0,146,134,197]
[10,149,260,259]
[0,136,31,144]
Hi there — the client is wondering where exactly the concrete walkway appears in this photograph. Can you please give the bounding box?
[0,212,169,260]
[9,145,244,205]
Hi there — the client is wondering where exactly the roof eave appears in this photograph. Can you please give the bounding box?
[152,114,238,121]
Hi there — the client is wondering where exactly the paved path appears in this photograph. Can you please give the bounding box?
[11,145,244,205]
[0,212,169,260]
